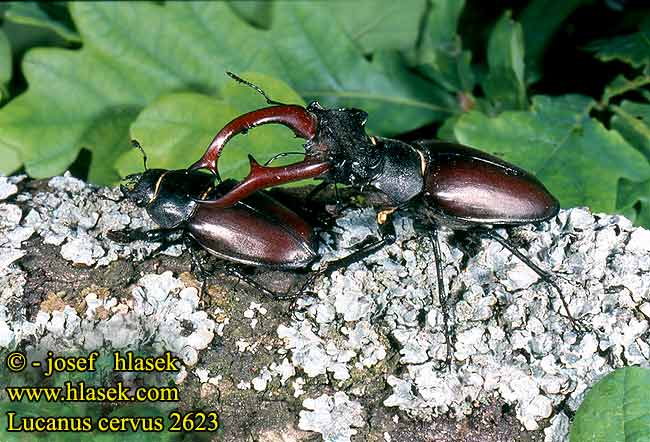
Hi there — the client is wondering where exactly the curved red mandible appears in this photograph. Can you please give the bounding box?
[196,156,330,209]
[189,105,317,175]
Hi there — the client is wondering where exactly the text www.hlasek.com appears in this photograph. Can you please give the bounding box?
[5,382,179,402]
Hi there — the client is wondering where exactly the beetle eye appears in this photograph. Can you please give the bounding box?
[307,101,324,110]
[353,110,368,126]
[121,175,140,193]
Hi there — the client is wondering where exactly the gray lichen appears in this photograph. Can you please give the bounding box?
[1,269,214,369]
[24,173,162,266]
[298,392,365,442]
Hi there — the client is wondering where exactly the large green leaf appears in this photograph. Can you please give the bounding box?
[333,0,427,53]
[116,73,307,183]
[483,12,527,111]
[586,30,650,69]
[4,2,80,43]
[0,28,10,101]
[0,2,453,183]
[570,367,650,442]
[268,4,456,131]
[452,95,650,214]
[416,0,475,95]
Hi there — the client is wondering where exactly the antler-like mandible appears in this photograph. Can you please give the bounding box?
[189,105,318,176]
[195,155,330,208]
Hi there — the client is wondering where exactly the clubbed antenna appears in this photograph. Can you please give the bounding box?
[131,139,148,171]
[226,71,286,106]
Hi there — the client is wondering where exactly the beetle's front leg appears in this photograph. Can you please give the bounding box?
[321,212,397,275]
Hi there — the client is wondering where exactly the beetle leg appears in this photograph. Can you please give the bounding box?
[224,266,309,306]
[478,228,586,333]
[306,181,330,202]
[106,227,183,244]
[428,227,456,368]
[194,156,330,208]
[189,105,318,176]
[321,219,397,275]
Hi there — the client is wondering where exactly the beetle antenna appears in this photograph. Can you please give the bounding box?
[131,139,148,171]
[226,71,286,106]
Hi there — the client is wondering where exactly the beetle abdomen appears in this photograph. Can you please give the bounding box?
[188,192,318,269]
[420,141,559,225]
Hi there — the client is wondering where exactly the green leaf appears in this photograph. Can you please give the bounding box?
[416,0,475,95]
[570,367,650,442]
[83,107,140,185]
[611,100,650,160]
[0,140,21,175]
[333,0,427,53]
[602,74,650,106]
[0,2,454,183]
[453,95,650,214]
[519,0,590,82]
[228,1,272,29]
[0,28,11,101]
[586,30,650,69]
[4,2,81,43]
[269,4,456,132]
[618,177,650,227]
[117,73,307,183]
[483,12,527,110]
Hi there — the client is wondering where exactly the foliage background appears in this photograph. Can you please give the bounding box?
[1,0,650,226]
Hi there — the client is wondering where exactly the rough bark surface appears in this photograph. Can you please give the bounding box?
[1,174,649,442]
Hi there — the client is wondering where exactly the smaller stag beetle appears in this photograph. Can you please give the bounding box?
[188,73,581,360]
[109,141,320,296]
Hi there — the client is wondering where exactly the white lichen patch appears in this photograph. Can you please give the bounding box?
[279,207,650,440]
[0,271,214,370]
[15,172,168,266]
[252,366,273,391]
[298,392,365,442]
[0,175,22,201]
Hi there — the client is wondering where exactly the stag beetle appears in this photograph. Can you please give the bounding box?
[187,73,579,358]
[110,141,320,295]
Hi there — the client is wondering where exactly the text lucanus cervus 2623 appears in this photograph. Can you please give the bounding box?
[188,73,580,360]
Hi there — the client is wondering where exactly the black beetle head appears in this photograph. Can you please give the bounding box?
[306,102,380,186]
[120,169,167,207]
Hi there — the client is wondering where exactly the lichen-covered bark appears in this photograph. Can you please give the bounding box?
[1,174,649,442]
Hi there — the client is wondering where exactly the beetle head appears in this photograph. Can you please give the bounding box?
[306,102,381,186]
[120,169,166,207]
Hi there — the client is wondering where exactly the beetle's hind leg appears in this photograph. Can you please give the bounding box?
[224,266,306,301]
[476,228,586,333]
[428,226,456,369]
